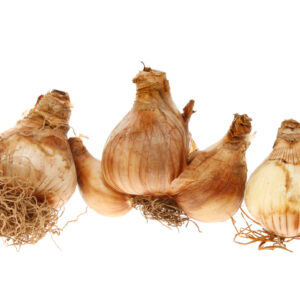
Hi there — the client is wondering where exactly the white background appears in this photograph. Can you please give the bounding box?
[0,0,299,299]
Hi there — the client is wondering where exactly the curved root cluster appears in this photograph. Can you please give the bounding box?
[0,175,61,247]
[232,208,300,252]
[131,195,200,230]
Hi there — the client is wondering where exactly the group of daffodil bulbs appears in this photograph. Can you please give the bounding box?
[1,65,299,251]
[69,66,252,229]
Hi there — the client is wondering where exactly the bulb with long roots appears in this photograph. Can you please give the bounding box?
[0,90,77,246]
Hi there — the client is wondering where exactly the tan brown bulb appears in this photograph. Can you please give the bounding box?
[171,114,252,222]
[69,138,130,217]
[0,90,77,245]
[245,119,300,238]
[101,67,194,196]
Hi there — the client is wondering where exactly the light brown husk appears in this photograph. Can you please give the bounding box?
[88,66,198,225]
[101,67,194,196]
[171,114,252,223]
[0,90,77,246]
[241,119,300,250]
[69,137,131,217]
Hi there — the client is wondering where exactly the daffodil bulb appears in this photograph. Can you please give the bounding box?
[171,114,252,222]
[69,67,195,225]
[245,119,300,238]
[101,67,194,196]
[0,90,77,246]
[69,137,130,217]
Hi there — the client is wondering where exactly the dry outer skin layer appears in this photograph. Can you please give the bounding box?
[236,119,300,251]
[69,137,131,217]
[101,66,195,197]
[131,114,251,226]
[0,90,77,246]
[171,114,252,223]
[269,119,300,164]
[72,66,196,226]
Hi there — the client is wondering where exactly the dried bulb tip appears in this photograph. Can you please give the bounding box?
[276,119,300,145]
[52,89,66,96]
[50,89,70,101]
[229,114,252,138]
[280,119,300,130]
[132,66,166,88]
[182,100,195,123]
[140,61,152,72]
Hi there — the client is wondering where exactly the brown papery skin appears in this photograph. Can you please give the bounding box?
[69,138,131,217]
[171,114,252,222]
[269,119,300,164]
[0,90,77,208]
[101,67,194,196]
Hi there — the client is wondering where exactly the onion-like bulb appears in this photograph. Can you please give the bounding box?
[245,119,300,239]
[0,90,77,246]
[171,114,252,222]
[69,138,130,217]
[69,67,195,226]
[101,66,194,195]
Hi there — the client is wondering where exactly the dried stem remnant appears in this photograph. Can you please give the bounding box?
[232,208,299,252]
[130,195,200,230]
[0,175,61,246]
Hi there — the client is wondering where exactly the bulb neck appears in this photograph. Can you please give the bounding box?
[133,68,167,92]
[227,114,252,139]
[24,90,71,132]
[133,67,169,100]
[270,120,300,164]
[133,90,164,111]
[132,67,183,120]
[276,119,300,144]
[221,114,252,151]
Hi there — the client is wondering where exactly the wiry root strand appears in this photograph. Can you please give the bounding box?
[231,208,300,252]
[0,176,62,247]
[131,196,200,231]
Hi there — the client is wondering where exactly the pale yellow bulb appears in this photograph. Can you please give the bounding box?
[245,160,300,237]
[245,119,300,238]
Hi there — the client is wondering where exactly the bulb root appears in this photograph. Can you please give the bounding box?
[0,175,62,247]
[130,195,200,230]
[232,208,299,252]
